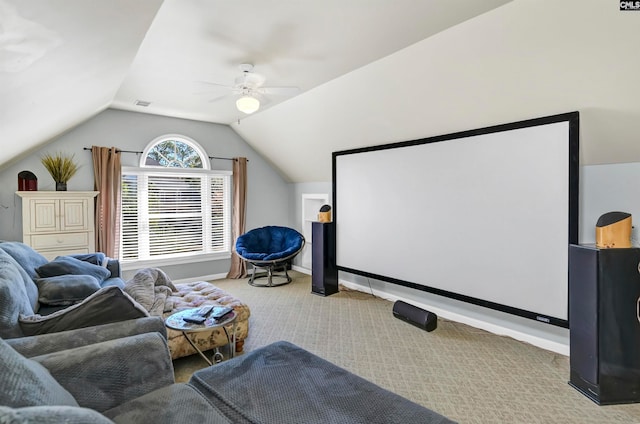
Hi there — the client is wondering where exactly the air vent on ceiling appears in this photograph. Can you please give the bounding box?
[135,100,151,107]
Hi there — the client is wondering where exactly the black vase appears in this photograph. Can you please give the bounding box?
[56,182,67,191]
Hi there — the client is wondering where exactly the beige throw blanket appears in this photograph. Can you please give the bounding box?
[123,268,177,316]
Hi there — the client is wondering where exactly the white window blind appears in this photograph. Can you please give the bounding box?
[121,168,231,262]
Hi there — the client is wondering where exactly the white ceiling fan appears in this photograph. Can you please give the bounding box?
[199,64,300,115]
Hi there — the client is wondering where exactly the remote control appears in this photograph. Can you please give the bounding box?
[211,306,233,319]
[183,315,206,324]
[196,305,214,316]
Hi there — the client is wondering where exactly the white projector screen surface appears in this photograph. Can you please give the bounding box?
[333,113,579,326]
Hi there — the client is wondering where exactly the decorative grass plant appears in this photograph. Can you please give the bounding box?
[41,152,79,190]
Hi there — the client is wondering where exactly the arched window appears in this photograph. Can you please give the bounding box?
[120,135,231,265]
[141,135,209,169]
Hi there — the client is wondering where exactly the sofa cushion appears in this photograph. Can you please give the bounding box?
[36,275,101,306]
[0,405,114,424]
[19,286,149,336]
[0,242,41,312]
[0,250,36,338]
[0,337,78,408]
[6,317,167,359]
[36,256,112,283]
[104,383,232,424]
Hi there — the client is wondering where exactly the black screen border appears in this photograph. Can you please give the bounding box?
[332,111,579,328]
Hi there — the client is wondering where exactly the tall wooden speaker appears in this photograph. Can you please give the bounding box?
[569,244,640,404]
[311,221,338,296]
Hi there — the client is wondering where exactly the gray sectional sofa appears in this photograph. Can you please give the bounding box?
[0,241,147,339]
[0,241,251,361]
[0,318,454,423]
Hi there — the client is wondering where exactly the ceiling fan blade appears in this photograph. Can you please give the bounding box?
[259,86,301,96]
[252,92,271,106]
[237,72,266,88]
[196,80,234,90]
[208,93,231,103]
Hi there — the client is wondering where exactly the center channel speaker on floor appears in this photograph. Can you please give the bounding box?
[392,300,437,332]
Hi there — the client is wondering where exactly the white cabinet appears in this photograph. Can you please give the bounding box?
[16,191,99,260]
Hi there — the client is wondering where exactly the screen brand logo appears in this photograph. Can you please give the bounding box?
[620,1,640,10]
[536,316,551,323]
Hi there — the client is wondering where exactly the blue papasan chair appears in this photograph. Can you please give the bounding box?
[235,226,305,287]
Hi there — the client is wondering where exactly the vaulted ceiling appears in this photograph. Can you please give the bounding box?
[1,0,511,177]
[3,1,640,183]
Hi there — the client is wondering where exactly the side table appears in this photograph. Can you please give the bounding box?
[165,308,237,366]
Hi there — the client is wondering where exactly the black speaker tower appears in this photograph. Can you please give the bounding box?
[311,222,338,296]
[569,244,640,405]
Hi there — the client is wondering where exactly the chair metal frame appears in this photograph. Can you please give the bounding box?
[239,238,305,287]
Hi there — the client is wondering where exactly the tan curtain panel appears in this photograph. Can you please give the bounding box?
[227,157,248,278]
[92,146,122,257]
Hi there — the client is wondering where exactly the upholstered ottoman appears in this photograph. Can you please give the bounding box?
[163,281,250,360]
[188,341,454,423]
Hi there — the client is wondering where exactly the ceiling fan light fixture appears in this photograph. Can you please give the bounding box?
[236,95,260,114]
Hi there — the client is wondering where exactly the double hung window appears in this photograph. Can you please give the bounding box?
[120,135,231,265]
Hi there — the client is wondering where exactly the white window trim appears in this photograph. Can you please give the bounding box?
[141,134,210,169]
[120,165,232,266]
[121,252,231,272]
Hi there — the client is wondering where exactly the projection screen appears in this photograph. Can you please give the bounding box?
[333,112,579,327]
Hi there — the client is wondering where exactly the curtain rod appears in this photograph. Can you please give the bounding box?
[82,147,245,161]
[83,147,140,154]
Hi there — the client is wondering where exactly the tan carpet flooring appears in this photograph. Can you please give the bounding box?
[172,272,640,424]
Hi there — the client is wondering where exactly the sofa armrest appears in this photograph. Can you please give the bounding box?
[19,286,149,337]
[7,316,166,358]
[0,405,115,424]
[34,332,175,412]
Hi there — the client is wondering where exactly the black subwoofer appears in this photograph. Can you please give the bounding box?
[392,300,437,332]
[569,244,640,404]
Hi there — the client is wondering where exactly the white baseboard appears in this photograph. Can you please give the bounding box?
[175,266,310,285]
[181,266,568,356]
[172,273,229,284]
[292,265,311,275]
[339,279,570,356]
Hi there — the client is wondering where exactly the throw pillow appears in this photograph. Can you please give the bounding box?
[19,286,149,336]
[64,252,107,267]
[35,275,101,306]
[36,256,111,283]
[0,338,78,408]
